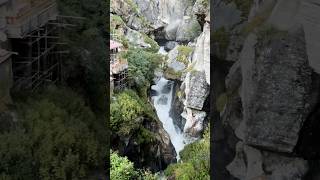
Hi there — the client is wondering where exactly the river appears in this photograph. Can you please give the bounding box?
[151,46,194,160]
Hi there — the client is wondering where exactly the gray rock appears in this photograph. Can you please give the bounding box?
[184,71,209,110]
[213,0,242,30]
[164,41,179,51]
[164,20,181,40]
[225,60,241,92]
[263,152,309,180]
[193,0,209,15]
[125,28,151,49]
[267,0,320,73]
[166,46,187,73]
[227,143,309,180]
[176,16,202,42]
[240,28,312,153]
[182,108,206,137]
[191,22,210,84]
[226,142,247,180]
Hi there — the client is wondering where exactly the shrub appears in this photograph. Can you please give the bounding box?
[142,34,160,53]
[110,151,138,180]
[177,45,193,65]
[1,87,105,180]
[110,90,144,136]
[165,126,210,180]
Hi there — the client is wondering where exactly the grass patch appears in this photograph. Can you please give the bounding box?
[177,45,193,65]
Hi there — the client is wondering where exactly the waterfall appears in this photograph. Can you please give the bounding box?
[151,78,186,159]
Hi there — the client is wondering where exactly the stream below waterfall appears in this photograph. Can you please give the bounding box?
[151,46,195,160]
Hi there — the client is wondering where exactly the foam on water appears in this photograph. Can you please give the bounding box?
[151,77,192,159]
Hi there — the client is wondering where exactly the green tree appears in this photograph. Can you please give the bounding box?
[165,126,210,180]
[110,151,138,180]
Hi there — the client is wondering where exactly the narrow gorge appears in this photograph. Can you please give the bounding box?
[110,0,210,179]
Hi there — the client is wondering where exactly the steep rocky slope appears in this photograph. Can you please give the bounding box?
[213,0,320,179]
[111,0,210,174]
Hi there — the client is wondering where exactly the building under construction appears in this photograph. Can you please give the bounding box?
[0,0,70,107]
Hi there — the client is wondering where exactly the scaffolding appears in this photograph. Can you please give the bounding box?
[10,15,86,91]
[113,69,128,91]
[11,19,63,91]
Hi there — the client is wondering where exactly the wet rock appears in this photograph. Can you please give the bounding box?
[118,115,177,172]
[150,89,158,97]
[164,41,179,51]
[182,108,206,137]
[161,81,172,94]
[167,46,186,72]
[170,82,186,131]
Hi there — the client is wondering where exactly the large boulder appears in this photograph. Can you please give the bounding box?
[167,46,186,71]
[184,71,209,110]
[240,28,312,153]
[125,28,151,48]
[176,16,202,42]
[191,22,210,84]
[181,108,206,137]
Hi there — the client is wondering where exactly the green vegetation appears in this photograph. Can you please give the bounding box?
[111,14,125,29]
[0,87,106,179]
[111,90,157,139]
[142,33,160,53]
[165,126,210,180]
[213,27,230,58]
[164,67,183,80]
[57,0,107,112]
[111,151,139,180]
[122,48,163,98]
[177,45,193,65]
[111,90,145,136]
[111,151,159,180]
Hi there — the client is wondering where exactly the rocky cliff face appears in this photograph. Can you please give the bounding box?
[213,0,320,179]
[113,0,204,42]
[111,114,177,172]
[164,0,210,137]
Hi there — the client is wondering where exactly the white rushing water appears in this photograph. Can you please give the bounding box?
[151,77,191,160]
[158,46,168,55]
